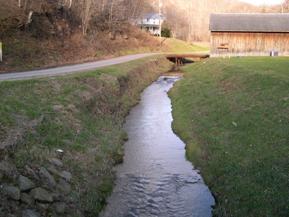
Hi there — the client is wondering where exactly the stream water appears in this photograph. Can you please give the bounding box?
[100,76,215,217]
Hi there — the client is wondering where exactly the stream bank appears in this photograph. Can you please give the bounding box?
[0,56,172,217]
[169,57,289,217]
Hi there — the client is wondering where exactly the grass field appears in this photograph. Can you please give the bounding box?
[160,38,209,53]
[170,57,289,217]
[0,56,172,216]
[106,37,208,58]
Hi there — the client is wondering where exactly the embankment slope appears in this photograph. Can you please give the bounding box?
[0,56,172,216]
[170,57,289,217]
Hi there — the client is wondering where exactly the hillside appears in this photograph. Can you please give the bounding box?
[0,0,23,20]
[0,27,160,72]
[170,57,289,217]
[0,1,210,73]
[0,29,208,73]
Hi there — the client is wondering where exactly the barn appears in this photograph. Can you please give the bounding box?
[209,13,289,56]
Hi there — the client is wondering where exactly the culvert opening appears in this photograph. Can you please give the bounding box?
[166,54,209,71]
[166,57,195,65]
[166,54,209,67]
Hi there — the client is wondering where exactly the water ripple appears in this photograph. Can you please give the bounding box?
[100,76,214,217]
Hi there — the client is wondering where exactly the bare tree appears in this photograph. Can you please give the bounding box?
[81,0,94,35]
[158,0,263,41]
[282,0,289,12]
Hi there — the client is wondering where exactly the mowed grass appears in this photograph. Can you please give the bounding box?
[170,57,289,217]
[161,38,209,53]
[118,38,208,56]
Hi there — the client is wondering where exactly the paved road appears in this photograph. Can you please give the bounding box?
[0,53,156,81]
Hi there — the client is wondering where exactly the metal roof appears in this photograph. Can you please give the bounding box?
[210,13,289,33]
[142,13,164,20]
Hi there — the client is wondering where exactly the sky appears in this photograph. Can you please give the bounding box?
[239,0,284,5]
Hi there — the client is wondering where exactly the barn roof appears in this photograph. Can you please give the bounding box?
[210,13,289,33]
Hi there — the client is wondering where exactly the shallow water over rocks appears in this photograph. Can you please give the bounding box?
[101,76,214,217]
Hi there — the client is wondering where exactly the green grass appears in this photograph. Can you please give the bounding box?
[170,57,289,217]
[161,38,209,53]
[117,47,154,56]
[115,38,208,56]
[0,56,172,216]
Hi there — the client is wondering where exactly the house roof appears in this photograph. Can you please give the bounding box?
[142,13,164,20]
[140,24,160,28]
[210,13,289,33]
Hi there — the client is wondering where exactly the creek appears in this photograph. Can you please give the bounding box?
[100,76,214,217]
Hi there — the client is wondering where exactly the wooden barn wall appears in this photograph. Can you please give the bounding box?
[211,32,289,56]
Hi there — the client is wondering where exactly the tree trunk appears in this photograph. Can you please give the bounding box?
[109,0,115,32]
[27,11,33,25]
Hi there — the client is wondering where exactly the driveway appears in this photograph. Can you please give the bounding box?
[0,53,156,81]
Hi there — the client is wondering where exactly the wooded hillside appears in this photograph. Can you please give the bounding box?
[1,0,286,43]
[0,0,162,72]
[0,0,286,72]
[0,0,153,38]
[150,0,287,41]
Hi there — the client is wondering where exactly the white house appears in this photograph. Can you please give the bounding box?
[138,13,164,36]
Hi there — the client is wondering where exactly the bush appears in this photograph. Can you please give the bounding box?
[161,27,171,38]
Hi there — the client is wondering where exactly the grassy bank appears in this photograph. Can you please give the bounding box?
[0,56,172,216]
[118,38,208,56]
[159,38,209,53]
[170,57,289,217]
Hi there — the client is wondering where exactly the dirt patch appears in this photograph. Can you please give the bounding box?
[0,115,43,152]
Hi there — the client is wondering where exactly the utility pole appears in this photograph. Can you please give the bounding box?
[159,0,162,38]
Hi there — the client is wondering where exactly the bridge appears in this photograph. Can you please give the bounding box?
[166,53,210,66]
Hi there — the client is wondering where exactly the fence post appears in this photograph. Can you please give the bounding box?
[0,42,2,62]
